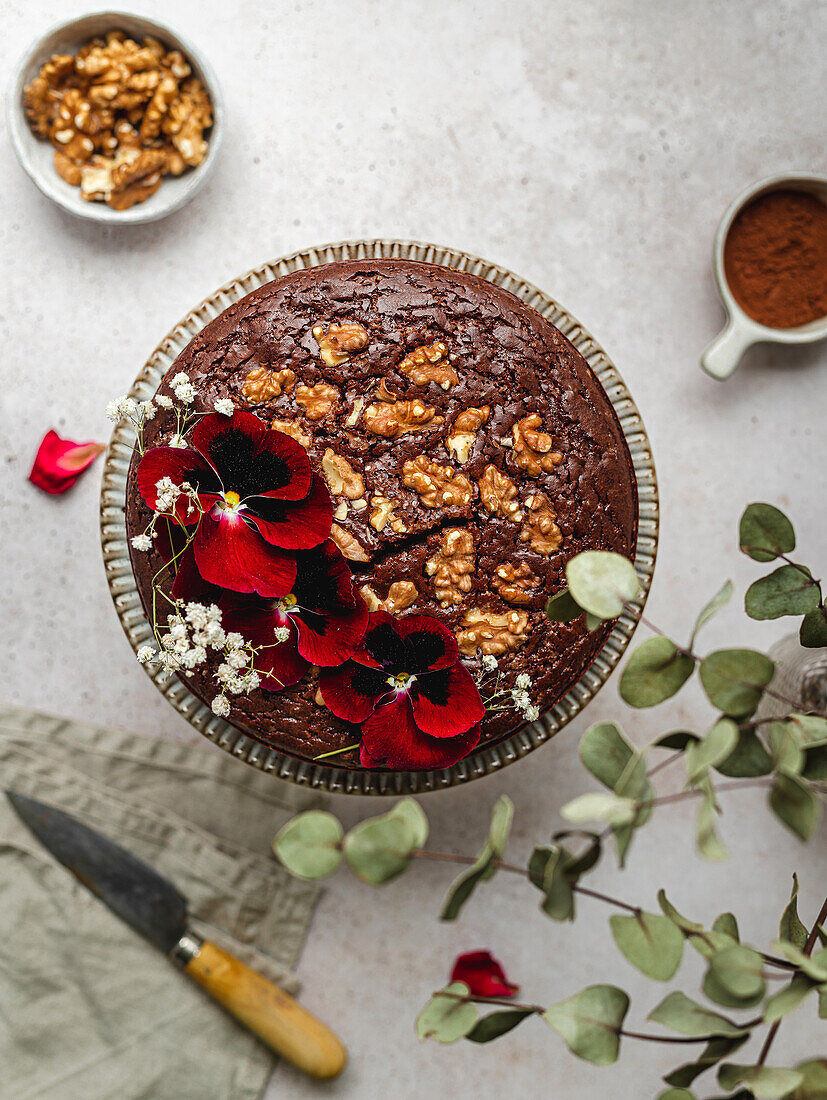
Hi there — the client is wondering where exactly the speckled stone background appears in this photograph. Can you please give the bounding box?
[1,2,825,1098]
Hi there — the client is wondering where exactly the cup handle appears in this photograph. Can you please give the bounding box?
[700,320,755,380]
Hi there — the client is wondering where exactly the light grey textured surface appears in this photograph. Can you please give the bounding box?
[1,2,825,1098]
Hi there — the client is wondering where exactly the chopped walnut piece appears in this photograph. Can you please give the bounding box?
[398,342,457,390]
[456,606,531,657]
[447,405,490,463]
[425,528,476,606]
[493,562,539,605]
[24,55,76,136]
[364,399,443,440]
[333,501,348,522]
[54,151,83,186]
[360,581,419,614]
[402,456,473,508]
[139,73,177,141]
[162,77,212,166]
[270,418,312,448]
[295,383,340,421]
[369,495,406,534]
[241,366,296,404]
[519,492,562,555]
[322,449,365,500]
[107,146,166,208]
[344,397,365,428]
[330,524,370,562]
[376,378,400,402]
[512,414,563,476]
[312,321,369,366]
[479,465,523,523]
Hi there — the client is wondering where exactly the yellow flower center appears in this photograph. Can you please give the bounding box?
[224,490,241,508]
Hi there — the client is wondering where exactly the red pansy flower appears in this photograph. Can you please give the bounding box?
[450,951,519,998]
[319,611,484,770]
[29,430,104,494]
[218,540,369,690]
[136,409,332,598]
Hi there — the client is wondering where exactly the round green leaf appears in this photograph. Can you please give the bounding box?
[800,607,827,648]
[415,982,478,1043]
[658,1091,696,1100]
[272,810,343,879]
[620,636,695,708]
[561,792,638,828]
[647,991,749,1038]
[705,945,766,1004]
[718,1064,804,1099]
[343,798,429,884]
[467,1008,535,1043]
[657,890,705,934]
[745,565,820,621]
[543,984,629,1065]
[664,1035,750,1089]
[764,974,815,1023]
[696,788,729,862]
[686,720,740,783]
[690,579,734,648]
[768,722,805,775]
[700,649,775,717]
[566,551,641,620]
[770,772,820,841]
[802,744,827,780]
[715,729,774,777]
[788,714,827,747]
[739,502,795,562]
[579,721,634,789]
[488,794,514,855]
[440,795,513,921]
[774,944,827,983]
[789,1059,827,1099]
[610,910,684,981]
[545,588,583,622]
[712,912,740,941]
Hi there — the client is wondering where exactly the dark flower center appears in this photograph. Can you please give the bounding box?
[207,428,291,498]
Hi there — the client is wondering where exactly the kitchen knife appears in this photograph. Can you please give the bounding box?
[6,790,346,1080]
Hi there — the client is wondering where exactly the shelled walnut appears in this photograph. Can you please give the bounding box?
[425,528,476,606]
[23,30,213,210]
[402,456,473,508]
[295,383,339,421]
[322,449,365,500]
[360,581,418,613]
[270,418,312,448]
[312,321,369,366]
[519,492,562,555]
[479,465,523,522]
[447,405,490,463]
[492,562,539,605]
[369,495,406,533]
[512,415,563,476]
[242,367,296,404]
[398,342,457,390]
[456,606,530,656]
[364,399,443,440]
[330,524,370,562]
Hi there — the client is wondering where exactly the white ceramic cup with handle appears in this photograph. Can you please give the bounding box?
[701,171,827,381]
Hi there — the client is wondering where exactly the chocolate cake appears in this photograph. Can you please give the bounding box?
[125,259,638,768]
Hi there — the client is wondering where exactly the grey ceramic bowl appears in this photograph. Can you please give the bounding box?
[7,10,223,225]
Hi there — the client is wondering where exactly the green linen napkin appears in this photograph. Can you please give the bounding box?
[0,703,321,1100]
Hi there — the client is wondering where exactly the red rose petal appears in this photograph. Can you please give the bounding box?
[450,951,519,999]
[193,512,297,597]
[136,446,220,524]
[319,661,389,723]
[410,662,485,738]
[360,694,481,770]
[28,431,104,494]
[246,474,333,550]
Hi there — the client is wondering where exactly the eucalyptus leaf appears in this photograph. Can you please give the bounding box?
[717,1064,804,1099]
[561,792,638,828]
[713,913,740,942]
[802,744,827,780]
[657,1091,696,1100]
[272,810,343,879]
[686,719,740,783]
[773,944,827,983]
[343,798,429,884]
[579,721,634,789]
[654,730,700,751]
[696,784,729,862]
[663,1035,749,1088]
[788,714,827,747]
[779,874,808,949]
[566,551,641,620]
[715,729,774,777]
[689,929,739,961]
[739,502,795,562]
[745,565,820,621]
[415,982,478,1043]
[770,773,820,841]
[789,1059,827,1099]
[610,910,684,980]
[543,984,629,1065]
[690,579,734,648]
[585,611,603,631]
[800,607,827,649]
[763,974,816,1023]
[611,750,652,867]
[620,637,695,708]
[657,889,704,934]
[700,649,775,718]
[705,944,765,1005]
[545,587,583,622]
[440,795,513,921]
[820,987,827,1020]
[528,846,575,921]
[466,1008,535,1043]
[647,991,749,1038]
[768,722,805,776]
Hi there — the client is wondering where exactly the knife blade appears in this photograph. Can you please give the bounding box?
[7,790,346,1080]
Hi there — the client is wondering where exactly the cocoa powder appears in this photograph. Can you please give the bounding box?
[723,189,827,328]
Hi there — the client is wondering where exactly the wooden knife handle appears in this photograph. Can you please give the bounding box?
[184,939,346,1079]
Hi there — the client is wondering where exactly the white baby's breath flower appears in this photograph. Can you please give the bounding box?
[214,398,235,416]
[136,645,156,664]
[216,663,234,684]
[170,372,196,405]
[274,626,290,643]
[482,654,498,671]
[131,534,153,552]
[515,673,531,690]
[105,395,138,423]
[242,670,261,692]
[139,400,156,421]
[154,393,173,409]
[211,694,231,718]
[225,632,245,651]
[206,604,222,623]
[185,602,208,629]
[168,433,188,449]
[227,649,248,670]
[512,689,531,710]
[155,477,182,513]
[524,705,539,722]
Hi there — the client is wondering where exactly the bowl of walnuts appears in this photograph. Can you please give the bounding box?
[7,11,223,224]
